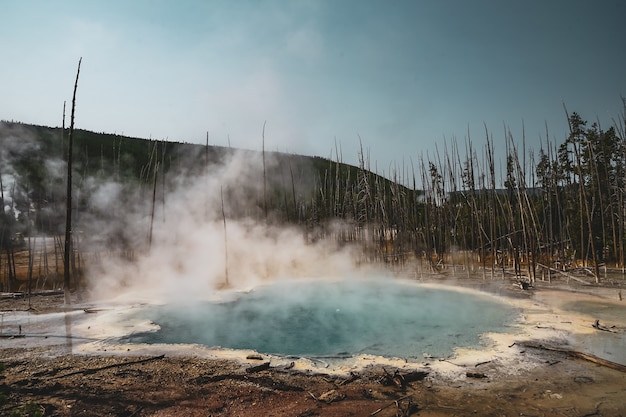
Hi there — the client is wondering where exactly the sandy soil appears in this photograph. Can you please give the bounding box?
[2,277,626,417]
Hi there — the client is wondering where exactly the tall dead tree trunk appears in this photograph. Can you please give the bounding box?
[148,162,159,250]
[64,58,82,306]
[0,167,7,291]
[262,121,268,223]
[221,186,229,287]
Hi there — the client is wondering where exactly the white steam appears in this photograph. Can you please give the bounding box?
[0,123,42,218]
[85,150,364,303]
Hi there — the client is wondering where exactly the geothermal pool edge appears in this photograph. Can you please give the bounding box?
[2,277,625,380]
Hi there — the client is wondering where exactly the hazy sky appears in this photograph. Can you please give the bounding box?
[2,0,624,175]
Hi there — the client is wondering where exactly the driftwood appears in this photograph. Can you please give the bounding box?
[246,354,264,360]
[370,394,414,416]
[0,290,65,299]
[592,319,619,333]
[378,368,429,388]
[127,406,143,417]
[1,292,25,299]
[190,372,303,391]
[245,362,270,373]
[379,368,406,388]
[402,370,429,382]
[338,371,359,386]
[521,342,626,373]
[52,354,165,379]
[536,263,592,285]
[398,397,419,417]
[438,358,466,367]
[308,389,345,404]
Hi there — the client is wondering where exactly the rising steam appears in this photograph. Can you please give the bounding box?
[84,149,364,303]
[0,121,372,303]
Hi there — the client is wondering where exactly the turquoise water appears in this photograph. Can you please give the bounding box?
[121,278,518,359]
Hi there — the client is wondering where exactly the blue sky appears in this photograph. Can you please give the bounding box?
[1,0,624,179]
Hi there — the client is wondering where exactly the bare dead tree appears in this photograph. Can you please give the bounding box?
[148,160,159,250]
[0,163,7,291]
[221,186,229,286]
[262,121,268,223]
[64,57,81,306]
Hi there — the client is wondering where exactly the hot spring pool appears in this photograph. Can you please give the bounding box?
[121,278,519,359]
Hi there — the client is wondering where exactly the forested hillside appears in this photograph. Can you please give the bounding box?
[0,121,419,292]
[1,102,626,294]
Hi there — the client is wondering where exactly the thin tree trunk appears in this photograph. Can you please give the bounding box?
[262,121,268,223]
[64,58,81,306]
[564,105,600,282]
[148,160,159,251]
[221,186,229,286]
[289,159,298,222]
[0,167,6,291]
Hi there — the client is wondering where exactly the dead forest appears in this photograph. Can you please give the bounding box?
[1,100,626,293]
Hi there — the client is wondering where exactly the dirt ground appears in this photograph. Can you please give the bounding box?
[2,280,626,417]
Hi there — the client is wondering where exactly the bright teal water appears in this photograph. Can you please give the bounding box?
[121,279,518,359]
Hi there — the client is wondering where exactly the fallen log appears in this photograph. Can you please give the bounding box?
[377,368,428,387]
[379,368,405,388]
[370,394,413,416]
[246,362,270,373]
[0,292,25,299]
[592,319,619,333]
[398,397,419,417]
[536,263,592,285]
[189,373,303,391]
[466,372,487,379]
[520,342,626,373]
[1,290,64,299]
[338,371,359,385]
[246,354,264,360]
[53,354,166,379]
[402,370,429,382]
[438,358,466,367]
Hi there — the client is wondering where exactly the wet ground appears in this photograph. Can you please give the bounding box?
[2,277,626,416]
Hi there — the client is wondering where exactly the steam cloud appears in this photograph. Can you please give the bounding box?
[83,149,365,304]
[0,122,373,303]
[0,123,43,217]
